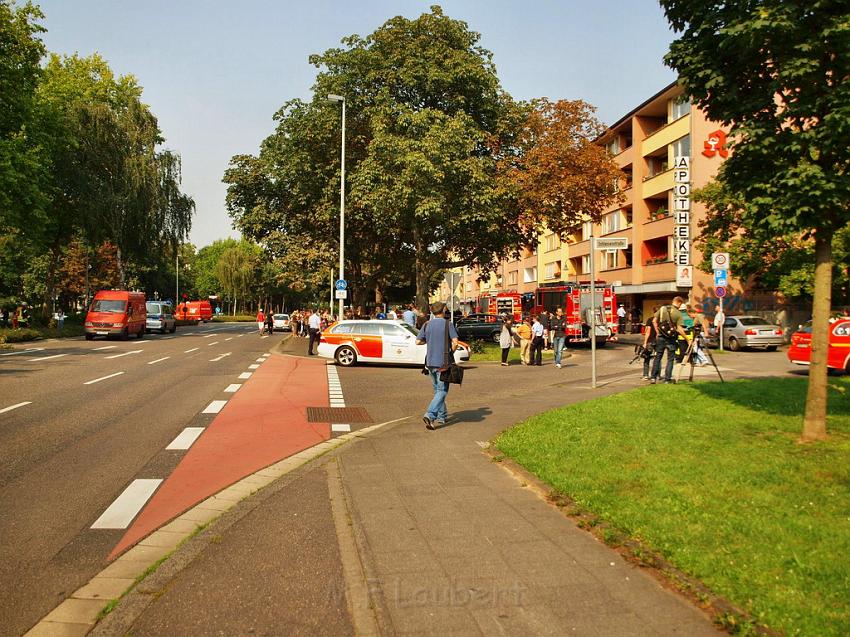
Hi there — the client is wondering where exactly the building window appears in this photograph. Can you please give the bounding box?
[523,266,537,283]
[602,212,620,235]
[672,135,691,160]
[544,233,561,252]
[582,221,593,241]
[603,250,619,270]
[670,97,691,122]
[508,270,518,286]
[605,138,620,155]
[581,255,591,274]
[496,274,503,288]
[544,260,561,280]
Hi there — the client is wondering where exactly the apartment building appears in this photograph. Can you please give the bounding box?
[435,81,759,320]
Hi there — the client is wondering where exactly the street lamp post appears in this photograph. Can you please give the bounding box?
[328,93,346,320]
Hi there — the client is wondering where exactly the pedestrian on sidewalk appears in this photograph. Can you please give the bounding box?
[650,295,687,384]
[641,309,658,380]
[550,307,567,368]
[531,314,545,366]
[516,316,532,365]
[307,307,322,355]
[265,310,274,335]
[499,317,515,366]
[617,304,627,334]
[56,308,65,332]
[416,302,458,430]
[256,307,265,335]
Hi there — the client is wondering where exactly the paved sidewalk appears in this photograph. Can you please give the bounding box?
[93,347,793,636]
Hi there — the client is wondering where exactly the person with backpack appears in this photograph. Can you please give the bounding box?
[650,296,688,384]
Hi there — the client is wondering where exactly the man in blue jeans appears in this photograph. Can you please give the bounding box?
[650,295,688,384]
[416,302,458,430]
[550,307,567,368]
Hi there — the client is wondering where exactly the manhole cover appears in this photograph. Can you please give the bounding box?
[307,406,373,423]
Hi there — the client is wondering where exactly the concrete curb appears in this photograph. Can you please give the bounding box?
[24,417,408,637]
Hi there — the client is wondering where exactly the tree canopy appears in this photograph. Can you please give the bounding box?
[660,0,850,440]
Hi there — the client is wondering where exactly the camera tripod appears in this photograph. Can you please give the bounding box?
[676,329,724,383]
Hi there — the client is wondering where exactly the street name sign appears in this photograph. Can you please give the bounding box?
[335,290,347,300]
[594,237,628,250]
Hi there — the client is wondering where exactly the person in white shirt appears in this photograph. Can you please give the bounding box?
[307,309,322,355]
[531,315,545,366]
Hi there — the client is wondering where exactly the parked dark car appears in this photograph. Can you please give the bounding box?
[455,313,503,343]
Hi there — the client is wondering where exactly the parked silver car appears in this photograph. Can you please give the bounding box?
[720,315,783,351]
[146,302,176,334]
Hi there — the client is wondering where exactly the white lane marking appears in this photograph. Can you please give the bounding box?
[248,364,260,370]
[255,358,266,363]
[203,334,218,338]
[161,336,177,340]
[1,347,44,357]
[224,383,241,393]
[261,335,269,339]
[210,352,231,362]
[148,356,171,365]
[93,345,117,351]
[28,354,68,362]
[0,401,32,414]
[207,341,219,346]
[84,371,125,385]
[91,479,162,529]
[238,372,252,379]
[166,427,205,450]
[184,347,199,353]
[104,350,142,360]
[203,400,227,414]
[225,337,233,341]
[237,334,245,338]
[331,424,351,432]
[263,353,271,356]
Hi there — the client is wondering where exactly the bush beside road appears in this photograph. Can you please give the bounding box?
[495,377,850,637]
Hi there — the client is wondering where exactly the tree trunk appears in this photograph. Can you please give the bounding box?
[802,229,832,442]
[413,226,433,314]
[41,242,62,321]
[116,245,126,288]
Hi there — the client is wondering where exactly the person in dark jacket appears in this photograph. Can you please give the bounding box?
[550,307,568,368]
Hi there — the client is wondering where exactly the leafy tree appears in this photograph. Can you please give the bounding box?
[506,98,624,237]
[195,238,240,299]
[661,0,850,440]
[215,242,259,315]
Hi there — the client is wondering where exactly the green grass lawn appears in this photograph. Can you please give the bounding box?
[495,377,850,636]
[469,341,555,363]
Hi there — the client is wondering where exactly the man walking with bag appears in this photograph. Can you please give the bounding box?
[416,302,458,430]
[650,296,688,384]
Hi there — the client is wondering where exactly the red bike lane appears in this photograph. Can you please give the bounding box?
[110,354,329,559]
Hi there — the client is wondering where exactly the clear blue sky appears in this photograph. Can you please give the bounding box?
[35,1,677,249]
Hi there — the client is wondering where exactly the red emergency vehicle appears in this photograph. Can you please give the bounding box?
[532,282,618,345]
[478,291,524,322]
[788,317,850,372]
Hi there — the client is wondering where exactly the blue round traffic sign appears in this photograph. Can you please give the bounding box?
[335,279,347,291]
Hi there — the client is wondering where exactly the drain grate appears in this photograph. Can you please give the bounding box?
[307,406,373,423]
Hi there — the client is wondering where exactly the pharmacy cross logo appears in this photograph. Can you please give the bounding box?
[702,129,729,158]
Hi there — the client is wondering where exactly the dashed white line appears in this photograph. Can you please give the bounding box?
[225,337,233,341]
[203,334,218,338]
[1,347,44,357]
[93,345,116,351]
[148,356,171,365]
[184,347,199,353]
[166,427,205,450]
[248,364,260,370]
[203,400,228,414]
[237,334,245,338]
[84,371,125,385]
[255,358,266,363]
[0,401,32,414]
[331,424,351,432]
[207,341,219,346]
[261,335,269,339]
[28,354,68,362]
[104,350,142,360]
[91,479,162,529]
[238,372,252,380]
[210,352,231,362]
[224,383,241,393]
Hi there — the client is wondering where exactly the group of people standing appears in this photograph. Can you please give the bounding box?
[641,295,711,383]
[498,308,570,368]
[1,303,31,330]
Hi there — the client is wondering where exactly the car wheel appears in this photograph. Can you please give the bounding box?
[766,345,777,352]
[85,333,94,341]
[335,346,357,367]
[728,336,741,351]
[170,323,177,333]
[160,326,167,334]
[121,328,129,341]
[491,331,501,344]
[137,327,145,339]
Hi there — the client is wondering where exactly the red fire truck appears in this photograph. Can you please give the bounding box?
[532,282,618,345]
[477,291,524,322]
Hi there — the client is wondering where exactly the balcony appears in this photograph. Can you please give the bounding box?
[642,260,676,283]
[642,169,673,198]
[641,114,690,157]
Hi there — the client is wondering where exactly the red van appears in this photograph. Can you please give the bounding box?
[85,290,147,340]
[177,300,213,323]
[788,318,850,373]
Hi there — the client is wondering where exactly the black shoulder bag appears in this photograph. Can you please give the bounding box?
[439,319,464,385]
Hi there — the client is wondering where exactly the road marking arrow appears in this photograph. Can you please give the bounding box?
[105,350,142,360]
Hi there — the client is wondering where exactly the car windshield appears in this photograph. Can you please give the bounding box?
[738,317,770,326]
[398,323,419,336]
[274,314,288,320]
[146,303,162,314]
[91,300,126,313]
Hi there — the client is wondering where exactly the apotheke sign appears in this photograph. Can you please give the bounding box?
[673,156,691,279]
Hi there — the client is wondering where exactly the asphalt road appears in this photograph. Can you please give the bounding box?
[0,321,281,636]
